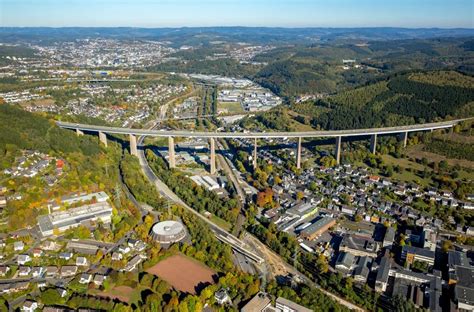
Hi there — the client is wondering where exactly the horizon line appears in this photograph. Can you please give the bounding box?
[1,25,473,30]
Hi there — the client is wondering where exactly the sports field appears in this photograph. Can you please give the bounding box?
[146,254,217,294]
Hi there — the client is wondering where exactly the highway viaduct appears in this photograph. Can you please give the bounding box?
[58,118,471,173]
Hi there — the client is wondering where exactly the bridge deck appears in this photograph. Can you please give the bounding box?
[56,118,471,139]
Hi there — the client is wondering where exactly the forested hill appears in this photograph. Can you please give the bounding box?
[253,37,474,96]
[0,104,100,156]
[311,71,474,130]
[242,71,474,131]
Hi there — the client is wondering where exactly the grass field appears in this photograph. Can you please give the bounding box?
[354,158,431,187]
[379,154,431,186]
[96,286,135,303]
[146,254,217,294]
[406,145,474,170]
[209,215,232,231]
[217,101,245,114]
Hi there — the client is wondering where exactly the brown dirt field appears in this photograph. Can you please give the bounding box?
[146,254,217,294]
[97,285,133,303]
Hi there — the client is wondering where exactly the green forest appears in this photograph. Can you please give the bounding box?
[252,37,474,96]
[314,71,474,130]
[0,104,100,156]
[242,71,474,132]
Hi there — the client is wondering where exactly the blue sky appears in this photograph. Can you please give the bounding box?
[1,0,473,28]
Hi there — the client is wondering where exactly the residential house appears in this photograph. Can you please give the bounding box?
[123,254,147,272]
[111,252,123,261]
[17,254,31,265]
[13,241,24,251]
[76,257,88,266]
[31,267,45,278]
[60,265,78,277]
[42,240,60,251]
[18,266,31,277]
[46,266,59,277]
[214,288,231,305]
[0,266,10,277]
[93,274,107,286]
[57,288,68,298]
[79,273,93,284]
[21,300,38,312]
[59,252,73,261]
[32,248,43,258]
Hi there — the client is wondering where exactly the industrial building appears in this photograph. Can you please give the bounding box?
[375,256,391,292]
[339,234,378,258]
[150,220,187,245]
[38,202,113,236]
[275,296,313,312]
[61,191,109,205]
[286,202,319,224]
[299,216,336,240]
[401,245,435,266]
[383,227,396,249]
[240,292,313,312]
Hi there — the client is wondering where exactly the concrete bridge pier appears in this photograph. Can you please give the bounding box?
[370,134,377,154]
[98,131,107,147]
[400,131,408,148]
[168,136,176,169]
[129,134,138,156]
[335,136,342,164]
[210,138,216,175]
[253,138,258,169]
[296,137,302,169]
[76,129,84,136]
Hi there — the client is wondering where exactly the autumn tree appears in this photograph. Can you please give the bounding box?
[256,188,274,208]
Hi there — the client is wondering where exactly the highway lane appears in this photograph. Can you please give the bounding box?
[56,117,472,139]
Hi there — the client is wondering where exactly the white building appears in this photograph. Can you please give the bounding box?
[13,241,24,251]
[38,202,113,236]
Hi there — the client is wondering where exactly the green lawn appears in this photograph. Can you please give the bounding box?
[391,170,431,187]
[354,157,432,186]
[209,214,232,231]
[380,154,425,171]
[217,102,245,114]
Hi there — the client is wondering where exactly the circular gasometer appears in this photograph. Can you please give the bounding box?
[151,220,187,244]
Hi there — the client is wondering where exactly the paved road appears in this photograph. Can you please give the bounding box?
[57,118,472,139]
